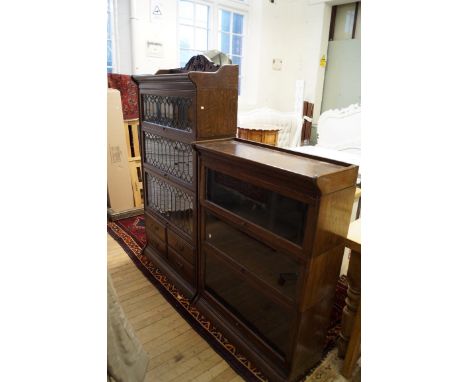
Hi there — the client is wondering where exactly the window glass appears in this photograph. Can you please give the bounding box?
[232,35,242,56]
[219,32,230,53]
[179,25,194,49]
[179,0,193,24]
[180,50,195,67]
[178,1,246,94]
[107,40,113,69]
[195,28,208,51]
[178,1,210,67]
[107,0,114,73]
[231,55,241,66]
[217,9,244,94]
[195,4,208,27]
[220,10,231,32]
[233,13,243,34]
[232,55,242,77]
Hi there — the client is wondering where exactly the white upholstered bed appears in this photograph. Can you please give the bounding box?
[289,103,361,183]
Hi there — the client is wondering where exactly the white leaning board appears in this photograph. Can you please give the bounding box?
[107,89,135,213]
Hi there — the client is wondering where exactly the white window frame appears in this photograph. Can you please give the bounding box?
[215,6,246,91]
[178,0,212,67]
[177,0,249,95]
[107,0,119,73]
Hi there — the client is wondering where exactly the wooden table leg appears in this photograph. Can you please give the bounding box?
[341,302,361,378]
[338,250,361,358]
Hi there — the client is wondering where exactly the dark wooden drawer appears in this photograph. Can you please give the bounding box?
[145,213,166,242]
[167,248,194,284]
[167,230,195,264]
[147,235,167,257]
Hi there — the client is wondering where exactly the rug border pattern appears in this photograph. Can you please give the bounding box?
[108,221,268,382]
[108,219,341,382]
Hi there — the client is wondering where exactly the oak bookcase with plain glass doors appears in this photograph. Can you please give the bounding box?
[193,138,358,382]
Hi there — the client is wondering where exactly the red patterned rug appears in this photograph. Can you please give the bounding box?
[111,215,147,247]
[108,215,348,381]
[107,73,139,120]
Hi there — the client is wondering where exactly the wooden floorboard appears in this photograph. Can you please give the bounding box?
[107,234,238,382]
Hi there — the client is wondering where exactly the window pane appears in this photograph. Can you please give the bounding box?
[195,27,208,51]
[107,0,113,71]
[219,32,230,54]
[179,0,193,24]
[179,25,194,49]
[107,15,112,38]
[233,13,243,34]
[231,56,241,94]
[232,35,242,56]
[231,55,241,73]
[219,10,231,32]
[195,4,208,28]
[180,49,195,67]
[107,40,113,67]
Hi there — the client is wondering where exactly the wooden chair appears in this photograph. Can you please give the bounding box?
[338,218,361,378]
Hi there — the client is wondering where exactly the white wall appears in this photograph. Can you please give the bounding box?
[248,0,331,113]
[133,0,179,73]
[113,0,333,116]
[115,0,179,74]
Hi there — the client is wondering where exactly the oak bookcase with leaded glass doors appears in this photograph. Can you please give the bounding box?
[132,64,238,299]
[194,139,358,382]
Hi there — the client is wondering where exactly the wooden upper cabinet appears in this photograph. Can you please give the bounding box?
[133,65,238,141]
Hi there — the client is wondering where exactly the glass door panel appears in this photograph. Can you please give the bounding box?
[143,131,194,185]
[206,212,300,301]
[206,169,307,245]
[205,250,294,356]
[141,94,194,132]
[145,171,194,236]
